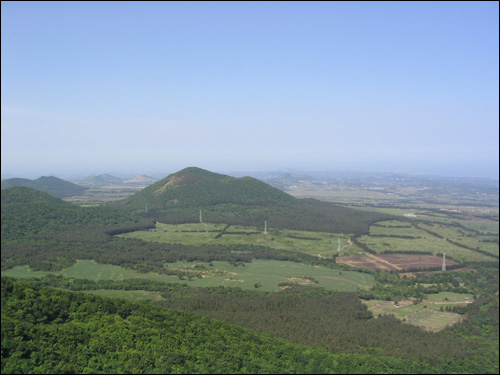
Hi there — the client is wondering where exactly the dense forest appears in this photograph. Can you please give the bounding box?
[14,263,499,373]
[3,277,444,374]
[1,187,140,242]
[2,275,499,374]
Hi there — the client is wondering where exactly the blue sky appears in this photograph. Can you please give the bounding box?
[2,1,498,178]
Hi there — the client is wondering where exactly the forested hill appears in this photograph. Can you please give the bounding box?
[1,187,139,242]
[117,166,296,209]
[115,167,391,234]
[2,277,438,374]
[1,175,88,198]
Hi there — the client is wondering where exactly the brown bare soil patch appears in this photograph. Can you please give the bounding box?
[336,253,456,271]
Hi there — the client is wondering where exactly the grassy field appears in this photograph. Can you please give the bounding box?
[363,291,472,332]
[119,220,499,263]
[286,181,499,208]
[423,291,474,303]
[119,222,362,258]
[2,259,374,292]
[356,219,498,262]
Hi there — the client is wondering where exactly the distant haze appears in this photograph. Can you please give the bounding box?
[2,2,498,179]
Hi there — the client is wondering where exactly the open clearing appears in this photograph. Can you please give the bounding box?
[363,291,473,332]
[3,259,374,292]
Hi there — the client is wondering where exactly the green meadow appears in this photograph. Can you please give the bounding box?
[424,291,474,304]
[357,219,498,262]
[119,222,362,258]
[3,259,374,292]
[363,291,473,332]
[119,221,498,263]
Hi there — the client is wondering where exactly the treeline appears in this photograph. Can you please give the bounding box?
[1,222,338,273]
[214,224,231,239]
[147,198,392,235]
[2,277,442,374]
[358,267,498,303]
[104,220,157,236]
[286,234,322,241]
[445,238,500,260]
[370,234,419,239]
[29,274,190,293]
[351,236,376,254]
[371,223,412,229]
[413,223,445,239]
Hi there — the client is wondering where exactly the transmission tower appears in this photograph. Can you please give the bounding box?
[442,253,446,272]
[264,220,267,234]
[199,210,202,223]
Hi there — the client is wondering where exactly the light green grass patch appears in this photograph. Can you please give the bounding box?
[164,260,374,291]
[358,220,496,262]
[3,259,374,292]
[405,309,463,331]
[2,260,182,283]
[424,291,474,303]
[362,298,465,332]
[119,222,362,258]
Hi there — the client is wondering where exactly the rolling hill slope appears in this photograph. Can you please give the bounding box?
[1,187,139,243]
[74,174,124,187]
[1,176,88,198]
[2,277,440,374]
[117,167,295,209]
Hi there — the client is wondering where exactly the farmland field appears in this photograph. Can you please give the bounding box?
[63,186,144,206]
[2,259,374,292]
[119,222,362,258]
[355,219,498,263]
[118,217,498,266]
[362,291,472,332]
[336,253,456,271]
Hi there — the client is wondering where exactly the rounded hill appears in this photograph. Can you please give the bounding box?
[117,167,296,210]
[1,176,88,198]
[114,167,392,234]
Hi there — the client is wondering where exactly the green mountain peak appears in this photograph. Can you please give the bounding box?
[117,167,295,210]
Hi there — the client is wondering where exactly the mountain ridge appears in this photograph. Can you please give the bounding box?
[74,174,124,187]
[1,176,88,198]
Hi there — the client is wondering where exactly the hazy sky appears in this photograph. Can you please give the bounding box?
[2,1,499,178]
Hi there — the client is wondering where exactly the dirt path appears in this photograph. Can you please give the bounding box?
[366,253,402,271]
